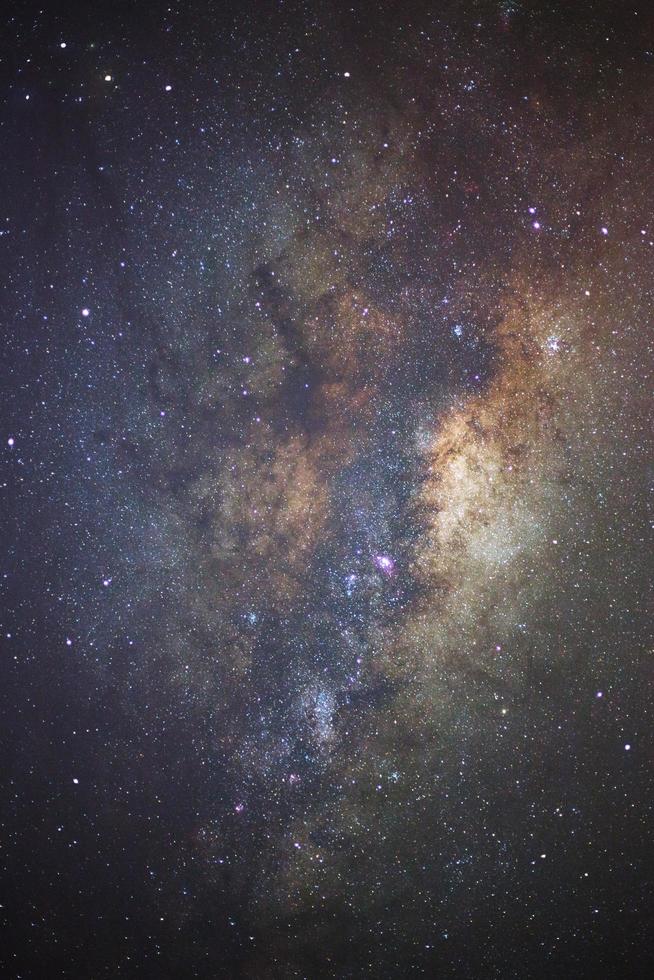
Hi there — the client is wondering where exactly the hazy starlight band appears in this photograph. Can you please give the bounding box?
[2,2,652,977]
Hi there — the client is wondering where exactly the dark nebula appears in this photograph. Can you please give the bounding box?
[1,2,653,977]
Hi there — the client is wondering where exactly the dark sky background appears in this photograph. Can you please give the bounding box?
[1,1,653,977]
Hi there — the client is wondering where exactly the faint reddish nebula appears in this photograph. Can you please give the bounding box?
[373,554,396,578]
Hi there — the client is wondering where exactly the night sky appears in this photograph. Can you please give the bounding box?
[1,2,653,977]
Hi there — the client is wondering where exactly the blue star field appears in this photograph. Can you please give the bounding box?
[1,2,653,977]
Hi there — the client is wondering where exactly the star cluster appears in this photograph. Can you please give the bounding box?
[1,2,653,977]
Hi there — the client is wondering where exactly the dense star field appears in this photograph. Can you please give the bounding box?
[1,1,653,977]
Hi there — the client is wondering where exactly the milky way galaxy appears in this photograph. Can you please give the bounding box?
[1,2,653,978]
